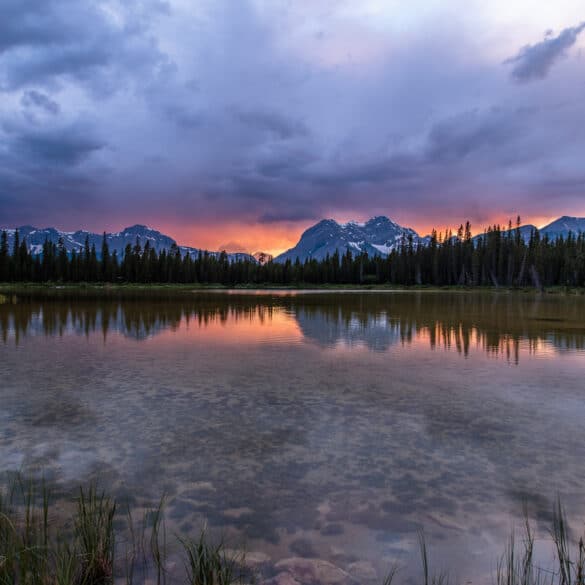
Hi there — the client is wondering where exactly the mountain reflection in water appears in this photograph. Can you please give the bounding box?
[2,291,585,361]
[1,290,585,584]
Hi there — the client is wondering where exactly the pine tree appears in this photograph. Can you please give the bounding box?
[0,231,8,282]
[101,233,111,281]
[57,237,68,281]
[83,235,91,281]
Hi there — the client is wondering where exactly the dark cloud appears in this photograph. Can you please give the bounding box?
[233,109,308,140]
[0,168,101,226]
[0,0,73,52]
[255,147,315,179]
[304,154,423,187]
[505,22,585,82]
[0,0,169,93]
[21,90,60,115]
[0,113,105,225]
[1,115,104,167]
[425,108,528,164]
[1,0,585,238]
[11,126,104,167]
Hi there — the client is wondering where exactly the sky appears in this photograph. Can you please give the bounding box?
[1,0,584,255]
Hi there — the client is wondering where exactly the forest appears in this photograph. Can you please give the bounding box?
[1,220,585,287]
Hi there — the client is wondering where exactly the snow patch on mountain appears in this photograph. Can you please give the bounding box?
[275,216,426,262]
[371,243,393,255]
[0,224,256,263]
[540,216,585,239]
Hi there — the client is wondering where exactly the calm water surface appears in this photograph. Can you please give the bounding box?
[1,290,585,583]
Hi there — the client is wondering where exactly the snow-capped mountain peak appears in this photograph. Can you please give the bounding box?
[0,225,256,263]
[540,216,585,239]
[275,215,425,262]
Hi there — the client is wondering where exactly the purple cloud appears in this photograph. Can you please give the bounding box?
[1,1,585,236]
[505,22,585,82]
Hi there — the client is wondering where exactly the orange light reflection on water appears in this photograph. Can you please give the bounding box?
[140,305,303,347]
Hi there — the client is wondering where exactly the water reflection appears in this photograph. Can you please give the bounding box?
[2,291,585,362]
[1,290,585,584]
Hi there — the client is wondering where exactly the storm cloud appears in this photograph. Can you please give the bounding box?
[1,0,584,251]
[505,21,585,82]
[21,90,60,115]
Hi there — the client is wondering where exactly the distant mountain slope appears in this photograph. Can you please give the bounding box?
[277,214,585,263]
[2,215,584,265]
[540,216,585,239]
[473,224,537,244]
[275,216,427,263]
[0,224,256,263]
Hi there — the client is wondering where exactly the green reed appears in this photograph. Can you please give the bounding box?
[1,476,585,585]
[179,529,244,585]
[0,476,243,585]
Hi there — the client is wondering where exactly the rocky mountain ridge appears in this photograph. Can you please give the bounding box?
[2,216,584,263]
[0,224,256,263]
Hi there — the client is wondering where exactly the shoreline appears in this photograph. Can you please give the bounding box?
[1,282,585,295]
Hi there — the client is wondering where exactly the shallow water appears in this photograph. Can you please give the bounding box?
[1,289,585,583]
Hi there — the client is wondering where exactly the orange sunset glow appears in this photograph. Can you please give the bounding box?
[3,0,584,251]
[126,211,582,257]
[4,0,585,583]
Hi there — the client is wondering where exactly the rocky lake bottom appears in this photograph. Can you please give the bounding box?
[1,289,585,584]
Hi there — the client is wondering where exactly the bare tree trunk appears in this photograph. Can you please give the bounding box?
[490,270,499,288]
[458,266,465,285]
[530,265,544,292]
[517,249,528,286]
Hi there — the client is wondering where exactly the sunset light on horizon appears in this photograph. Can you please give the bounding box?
[30,209,584,257]
[4,2,585,581]
[2,0,585,253]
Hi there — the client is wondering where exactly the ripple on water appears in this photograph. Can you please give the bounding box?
[1,291,585,584]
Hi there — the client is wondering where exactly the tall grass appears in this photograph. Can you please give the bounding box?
[494,499,585,585]
[0,476,53,585]
[179,529,244,585]
[75,486,116,584]
[418,530,449,585]
[0,476,244,585]
[122,496,167,585]
[1,477,585,585]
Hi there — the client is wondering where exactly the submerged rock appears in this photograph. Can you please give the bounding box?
[246,551,272,567]
[346,561,378,583]
[274,558,354,585]
[226,549,271,569]
[262,572,302,585]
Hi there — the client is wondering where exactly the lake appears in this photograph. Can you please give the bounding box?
[1,289,585,584]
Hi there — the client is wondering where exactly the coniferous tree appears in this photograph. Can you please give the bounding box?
[58,237,68,281]
[0,231,8,282]
[2,218,585,287]
[101,233,111,282]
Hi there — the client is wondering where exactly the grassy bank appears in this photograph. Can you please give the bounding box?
[0,477,243,585]
[1,282,585,295]
[1,478,584,585]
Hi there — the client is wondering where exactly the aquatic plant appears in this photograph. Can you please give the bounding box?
[75,486,116,584]
[1,476,585,585]
[494,500,585,585]
[180,529,244,585]
[0,476,243,585]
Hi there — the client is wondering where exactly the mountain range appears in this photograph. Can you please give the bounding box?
[274,215,585,262]
[275,216,428,262]
[2,216,585,263]
[0,224,255,263]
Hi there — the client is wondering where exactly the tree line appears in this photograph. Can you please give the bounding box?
[1,219,585,287]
